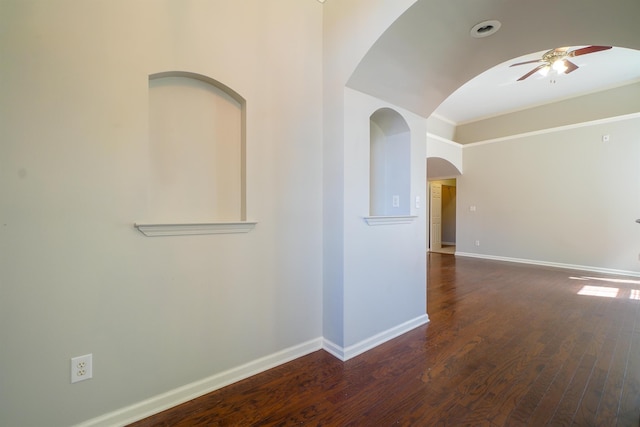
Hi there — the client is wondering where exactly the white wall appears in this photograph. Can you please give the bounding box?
[343,88,427,349]
[0,1,323,426]
[427,114,457,141]
[426,134,463,177]
[322,0,417,349]
[457,114,640,275]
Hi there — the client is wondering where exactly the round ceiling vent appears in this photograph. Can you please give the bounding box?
[470,20,501,38]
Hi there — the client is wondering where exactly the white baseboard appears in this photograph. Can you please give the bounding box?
[455,252,640,278]
[323,314,430,361]
[74,338,323,427]
[322,338,345,360]
[75,315,432,426]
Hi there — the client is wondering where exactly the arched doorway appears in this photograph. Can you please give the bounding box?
[427,157,461,254]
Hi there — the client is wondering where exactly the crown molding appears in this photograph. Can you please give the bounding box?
[464,112,640,148]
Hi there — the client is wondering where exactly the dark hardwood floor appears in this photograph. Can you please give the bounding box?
[129,254,640,426]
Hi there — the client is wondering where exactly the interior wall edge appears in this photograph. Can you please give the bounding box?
[340,314,430,361]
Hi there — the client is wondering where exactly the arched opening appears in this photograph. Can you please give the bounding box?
[427,158,461,254]
[427,157,461,180]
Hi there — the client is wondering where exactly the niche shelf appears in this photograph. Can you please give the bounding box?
[363,215,418,226]
[134,221,257,237]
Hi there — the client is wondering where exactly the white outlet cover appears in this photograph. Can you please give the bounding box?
[71,354,93,383]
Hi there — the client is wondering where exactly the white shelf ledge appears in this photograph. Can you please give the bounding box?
[134,221,257,237]
[363,215,418,226]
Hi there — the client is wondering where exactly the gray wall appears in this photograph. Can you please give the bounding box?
[457,112,640,274]
[455,82,640,143]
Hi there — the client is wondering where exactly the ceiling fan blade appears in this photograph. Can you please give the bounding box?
[569,45,612,57]
[510,59,544,67]
[563,59,579,74]
[517,64,548,81]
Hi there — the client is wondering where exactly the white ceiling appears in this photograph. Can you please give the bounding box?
[433,46,640,125]
[346,0,640,122]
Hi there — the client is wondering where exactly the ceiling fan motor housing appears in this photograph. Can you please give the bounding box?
[542,48,569,63]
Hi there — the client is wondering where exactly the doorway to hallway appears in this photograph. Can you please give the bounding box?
[428,179,456,254]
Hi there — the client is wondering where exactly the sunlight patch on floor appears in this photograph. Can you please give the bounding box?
[577,285,619,298]
[570,275,640,300]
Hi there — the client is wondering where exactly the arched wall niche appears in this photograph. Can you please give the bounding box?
[137,71,253,236]
[369,107,411,217]
[149,71,246,104]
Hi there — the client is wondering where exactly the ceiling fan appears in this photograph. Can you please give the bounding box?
[510,45,612,81]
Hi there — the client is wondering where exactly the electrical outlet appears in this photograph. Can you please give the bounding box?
[71,354,93,383]
[392,195,400,208]
[475,240,481,246]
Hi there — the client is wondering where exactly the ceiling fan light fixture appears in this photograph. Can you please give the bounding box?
[470,20,501,38]
[552,59,567,73]
[511,45,612,81]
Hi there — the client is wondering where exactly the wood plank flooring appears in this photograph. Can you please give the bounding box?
[129,254,640,426]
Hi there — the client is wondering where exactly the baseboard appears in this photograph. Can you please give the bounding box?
[322,338,345,360]
[75,315,432,426]
[323,314,430,361]
[455,252,640,278]
[74,338,323,427]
